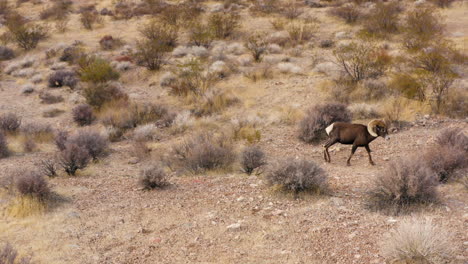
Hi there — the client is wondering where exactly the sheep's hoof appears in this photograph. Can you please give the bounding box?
[370,161,375,166]
[346,162,351,166]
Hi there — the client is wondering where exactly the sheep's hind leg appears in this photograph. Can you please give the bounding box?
[365,145,375,165]
[346,145,358,166]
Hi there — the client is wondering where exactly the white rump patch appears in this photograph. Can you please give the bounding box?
[325,123,334,135]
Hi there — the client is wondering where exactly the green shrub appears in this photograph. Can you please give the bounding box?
[79,56,120,83]
[83,82,128,109]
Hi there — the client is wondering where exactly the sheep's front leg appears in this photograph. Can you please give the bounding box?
[365,145,375,165]
[346,145,357,166]
[323,138,337,163]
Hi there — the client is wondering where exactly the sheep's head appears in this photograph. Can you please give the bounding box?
[368,120,388,139]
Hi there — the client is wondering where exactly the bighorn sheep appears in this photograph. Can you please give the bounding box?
[323,120,388,166]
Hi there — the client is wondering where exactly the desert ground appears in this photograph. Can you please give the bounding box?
[0,0,467,263]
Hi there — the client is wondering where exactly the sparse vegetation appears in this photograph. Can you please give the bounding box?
[0,132,9,159]
[241,145,266,175]
[267,158,327,195]
[0,242,32,264]
[72,104,95,126]
[58,143,91,176]
[362,2,401,36]
[0,113,21,133]
[79,56,120,83]
[48,70,78,88]
[368,158,439,214]
[172,133,236,173]
[208,12,240,39]
[15,170,50,200]
[245,33,268,62]
[380,218,455,264]
[139,164,170,190]
[67,130,108,161]
[80,10,102,30]
[329,4,361,24]
[0,46,15,61]
[83,82,128,109]
[298,103,352,144]
[5,12,49,50]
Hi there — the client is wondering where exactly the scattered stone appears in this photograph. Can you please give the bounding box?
[227,223,242,231]
[128,157,139,164]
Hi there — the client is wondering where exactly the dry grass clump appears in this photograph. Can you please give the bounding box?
[20,122,53,142]
[267,158,327,195]
[172,133,236,173]
[79,56,120,83]
[192,90,240,117]
[286,20,317,45]
[0,46,15,61]
[48,70,78,88]
[4,12,49,50]
[0,113,21,133]
[298,103,352,144]
[348,103,380,119]
[139,164,170,190]
[39,91,64,104]
[58,143,91,176]
[241,145,266,175]
[0,242,32,264]
[250,0,280,15]
[380,218,455,264]
[231,120,262,144]
[0,132,10,159]
[368,158,439,214]
[83,82,128,109]
[329,3,361,24]
[168,58,217,96]
[72,104,95,126]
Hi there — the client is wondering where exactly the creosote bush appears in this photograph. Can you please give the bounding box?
[267,158,327,195]
[298,103,352,144]
[39,0,73,20]
[83,82,128,109]
[15,170,50,200]
[72,104,95,126]
[380,218,455,264]
[139,164,170,190]
[78,56,120,83]
[368,158,439,214]
[241,145,266,175]
[363,2,401,36]
[329,4,361,24]
[173,133,236,173]
[402,7,444,51]
[58,143,90,176]
[5,12,49,50]
[245,33,268,62]
[80,10,101,30]
[208,12,240,39]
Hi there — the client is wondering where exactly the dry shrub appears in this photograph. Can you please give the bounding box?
[20,122,53,142]
[139,20,178,48]
[134,102,175,127]
[22,137,37,153]
[241,145,266,175]
[135,39,171,71]
[208,12,240,39]
[139,164,169,190]
[79,56,120,83]
[15,170,50,200]
[380,218,455,264]
[169,58,217,96]
[5,12,49,50]
[39,91,64,104]
[173,133,236,173]
[368,158,439,214]
[363,2,401,36]
[59,143,90,176]
[267,158,327,195]
[329,3,361,24]
[245,33,268,62]
[0,0,9,15]
[192,90,240,117]
[48,70,78,88]
[286,20,317,45]
[55,18,69,33]
[0,46,15,61]
[0,243,32,264]
[333,42,391,82]
[83,82,128,109]
[250,0,280,15]
[430,0,455,7]
[99,35,122,50]
[442,89,468,118]
[59,46,83,63]
[0,132,9,159]
[72,104,95,126]
[67,129,108,160]
[130,140,151,161]
[80,10,102,30]
[401,7,445,51]
[188,21,214,47]
[352,79,389,101]
[38,159,57,177]
[389,73,425,101]
[280,0,304,19]
[40,0,72,20]
[348,103,380,119]
[243,62,274,82]
[421,128,468,182]
[0,113,21,133]
[54,130,68,151]
[232,120,261,144]
[298,103,352,144]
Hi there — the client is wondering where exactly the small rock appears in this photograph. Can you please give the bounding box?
[128,157,139,164]
[227,223,242,231]
[387,218,398,223]
[383,157,390,161]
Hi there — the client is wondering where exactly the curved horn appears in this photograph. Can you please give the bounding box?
[367,120,387,137]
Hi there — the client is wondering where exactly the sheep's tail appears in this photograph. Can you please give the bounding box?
[325,123,334,135]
